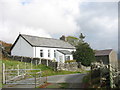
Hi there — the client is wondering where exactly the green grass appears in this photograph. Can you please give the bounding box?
[2,58,81,77]
[60,83,69,88]
[82,73,91,83]
[82,72,91,88]
[45,83,69,88]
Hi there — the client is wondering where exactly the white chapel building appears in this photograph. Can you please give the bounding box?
[11,34,75,63]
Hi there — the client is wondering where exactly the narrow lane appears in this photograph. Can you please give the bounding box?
[47,73,86,83]
[3,73,86,88]
[47,73,86,88]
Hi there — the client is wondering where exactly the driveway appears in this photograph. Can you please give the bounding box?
[47,73,86,83]
[47,73,86,88]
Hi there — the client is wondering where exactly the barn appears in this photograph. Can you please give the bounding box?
[95,49,118,69]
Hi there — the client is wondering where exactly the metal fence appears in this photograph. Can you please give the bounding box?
[2,63,46,88]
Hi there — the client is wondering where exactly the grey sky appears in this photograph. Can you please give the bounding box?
[77,2,118,51]
[0,0,118,51]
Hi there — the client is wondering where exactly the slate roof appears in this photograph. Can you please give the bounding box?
[95,49,113,56]
[20,34,75,49]
[57,50,72,55]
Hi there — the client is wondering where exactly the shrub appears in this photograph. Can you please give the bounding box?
[65,60,76,63]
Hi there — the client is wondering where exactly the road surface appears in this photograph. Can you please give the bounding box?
[3,73,86,88]
[47,73,86,88]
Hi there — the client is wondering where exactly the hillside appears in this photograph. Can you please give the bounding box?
[0,40,12,54]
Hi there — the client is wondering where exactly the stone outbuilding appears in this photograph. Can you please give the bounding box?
[95,49,118,69]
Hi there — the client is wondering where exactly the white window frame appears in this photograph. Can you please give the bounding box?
[40,49,43,57]
[48,49,50,57]
[54,50,56,58]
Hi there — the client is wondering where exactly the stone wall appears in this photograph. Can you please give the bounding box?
[57,62,78,71]
[91,62,120,88]
[7,55,89,72]
[8,55,58,70]
[57,62,89,71]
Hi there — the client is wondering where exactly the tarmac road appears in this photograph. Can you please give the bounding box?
[47,73,86,83]
[3,73,86,88]
[47,73,86,88]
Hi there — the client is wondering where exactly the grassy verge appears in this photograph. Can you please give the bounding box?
[82,71,102,88]
[43,83,69,88]
[82,72,91,88]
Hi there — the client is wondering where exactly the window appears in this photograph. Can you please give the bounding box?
[59,56,63,62]
[65,56,70,60]
[40,50,43,57]
[48,50,50,57]
[54,50,56,58]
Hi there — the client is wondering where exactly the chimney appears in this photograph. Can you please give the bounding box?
[60,35,67,41]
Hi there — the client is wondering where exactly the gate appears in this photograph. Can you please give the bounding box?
[2,63,46,87]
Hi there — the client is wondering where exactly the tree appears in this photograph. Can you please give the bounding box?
[79,33,85,42]
[66,36,79,46]
[73,33,95,66]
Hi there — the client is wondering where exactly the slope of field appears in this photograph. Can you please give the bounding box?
[2,59,81,77]
[0,40,12,54]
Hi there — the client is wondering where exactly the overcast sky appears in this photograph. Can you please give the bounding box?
[0,0,118,51]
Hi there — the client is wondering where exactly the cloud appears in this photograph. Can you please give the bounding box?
[0,21,51,43]
[0,0,82,43]
[76,2,118,51]
[0,0,118,52]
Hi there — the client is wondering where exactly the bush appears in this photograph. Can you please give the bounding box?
[65,60,76,63]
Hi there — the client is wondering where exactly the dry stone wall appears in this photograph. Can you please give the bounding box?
[6,55,90,72]
[91,62,120,88]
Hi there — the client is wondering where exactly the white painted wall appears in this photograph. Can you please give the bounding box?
[11,35,75,63]
[56,50,65,63]
[11,36,34,57]
[33,47,75,63]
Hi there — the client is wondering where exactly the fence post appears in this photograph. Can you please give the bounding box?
[109,64,113,88]
[47,59,48,66]
[36,60,37,66]
[17,64,20,76]
[39,58,41,64]
[31,59,32,69]
[100,65,102,86]
[21,57,23,62]
[13,56,14,60]
[25,62,27,74]
[2,63,5,84]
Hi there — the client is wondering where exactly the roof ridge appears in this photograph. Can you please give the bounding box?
[20,34,75,49]
[21,34,65,41]
[96,49,113,51]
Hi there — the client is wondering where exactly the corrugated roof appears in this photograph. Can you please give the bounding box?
[95,49,113,56]
[21,34,75,49]
[57,50,72,55]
